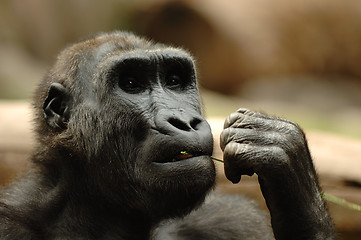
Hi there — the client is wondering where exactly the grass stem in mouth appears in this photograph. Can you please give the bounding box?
[180,151,224,163]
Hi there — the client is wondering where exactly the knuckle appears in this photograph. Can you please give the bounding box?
[236,108,259,118]
[284,122,306,144]
[236,108,250,114]
[277,117,303,134]
[233,131,254,144]
[222,127,255,145]
[265,146,291,168]
[223,142,248,160]
[234,117,256,129]
[220,128,236,150]
[286,121,302,134]
[271,146,288,159]
[224,112,239,129]
[271,117,305,141]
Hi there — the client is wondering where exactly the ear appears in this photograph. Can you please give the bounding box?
[43,83,71,130]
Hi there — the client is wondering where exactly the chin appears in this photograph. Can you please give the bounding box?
[137,156,216,221]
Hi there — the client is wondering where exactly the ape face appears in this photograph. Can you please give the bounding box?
[38,32,216,222]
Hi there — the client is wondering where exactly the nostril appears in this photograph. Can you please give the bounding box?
[190,118,202,130]
[168,117,191,131]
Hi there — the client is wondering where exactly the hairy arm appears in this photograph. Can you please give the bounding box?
[220,109,336,240]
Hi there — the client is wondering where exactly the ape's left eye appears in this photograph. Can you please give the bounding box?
[163,59,194,90]
[166,75,182,87]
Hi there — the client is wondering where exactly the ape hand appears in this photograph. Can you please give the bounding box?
[220,108,311,184]
[220,108,336,240]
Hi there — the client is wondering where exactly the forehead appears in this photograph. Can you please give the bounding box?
[65,32,195,75]
[93,42,194,65]
[71,33,196,88]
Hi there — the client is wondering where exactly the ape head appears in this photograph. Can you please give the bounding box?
[33,31,216,223]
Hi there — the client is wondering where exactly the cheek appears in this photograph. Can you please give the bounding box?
[67,107,104,158]
[67,104,138,160]
[95,107,150,163]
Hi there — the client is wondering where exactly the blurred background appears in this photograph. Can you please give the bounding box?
[0,0,360,238]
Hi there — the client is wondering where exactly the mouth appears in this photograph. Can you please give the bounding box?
[171,152,194,162]
[153,150,208,164]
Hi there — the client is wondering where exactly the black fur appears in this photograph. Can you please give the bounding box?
[0,32,336,239]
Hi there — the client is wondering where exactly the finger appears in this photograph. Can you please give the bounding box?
[223,111,241,129]
[223,142,290,178]
[223,142,255,184]
[236,108,302,131]
[224,161,242,184]
[220,127,283,151]
[223,109,271,131]
[224,109,258,129]
[220,127,253,151]
[224,112,300,139]
[236,108,275,120]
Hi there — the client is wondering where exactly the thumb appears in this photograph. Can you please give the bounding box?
[223,142,243,184]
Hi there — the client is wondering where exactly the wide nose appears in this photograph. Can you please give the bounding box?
[167,115,202,132]
[154,109,208,135]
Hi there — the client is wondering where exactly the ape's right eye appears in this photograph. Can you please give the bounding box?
[112,60,147,94]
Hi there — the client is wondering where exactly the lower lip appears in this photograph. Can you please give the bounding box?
[152,155,211,166]
[172,154,194,162]
[150,156,215,178]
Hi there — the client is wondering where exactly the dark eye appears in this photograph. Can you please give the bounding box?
[111,59,149,94]
[163,58,194,90]
[118,75,143,93]
[166,75,182,87]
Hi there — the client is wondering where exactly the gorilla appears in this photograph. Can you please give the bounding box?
[0,31,335,239]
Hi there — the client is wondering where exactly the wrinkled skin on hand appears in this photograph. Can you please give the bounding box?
[220,108,336,240]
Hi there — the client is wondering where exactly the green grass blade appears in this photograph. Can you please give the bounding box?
[322,193,361,212]
[183,151,361,212]
[180,151,224,163]
[211,156,224,163]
